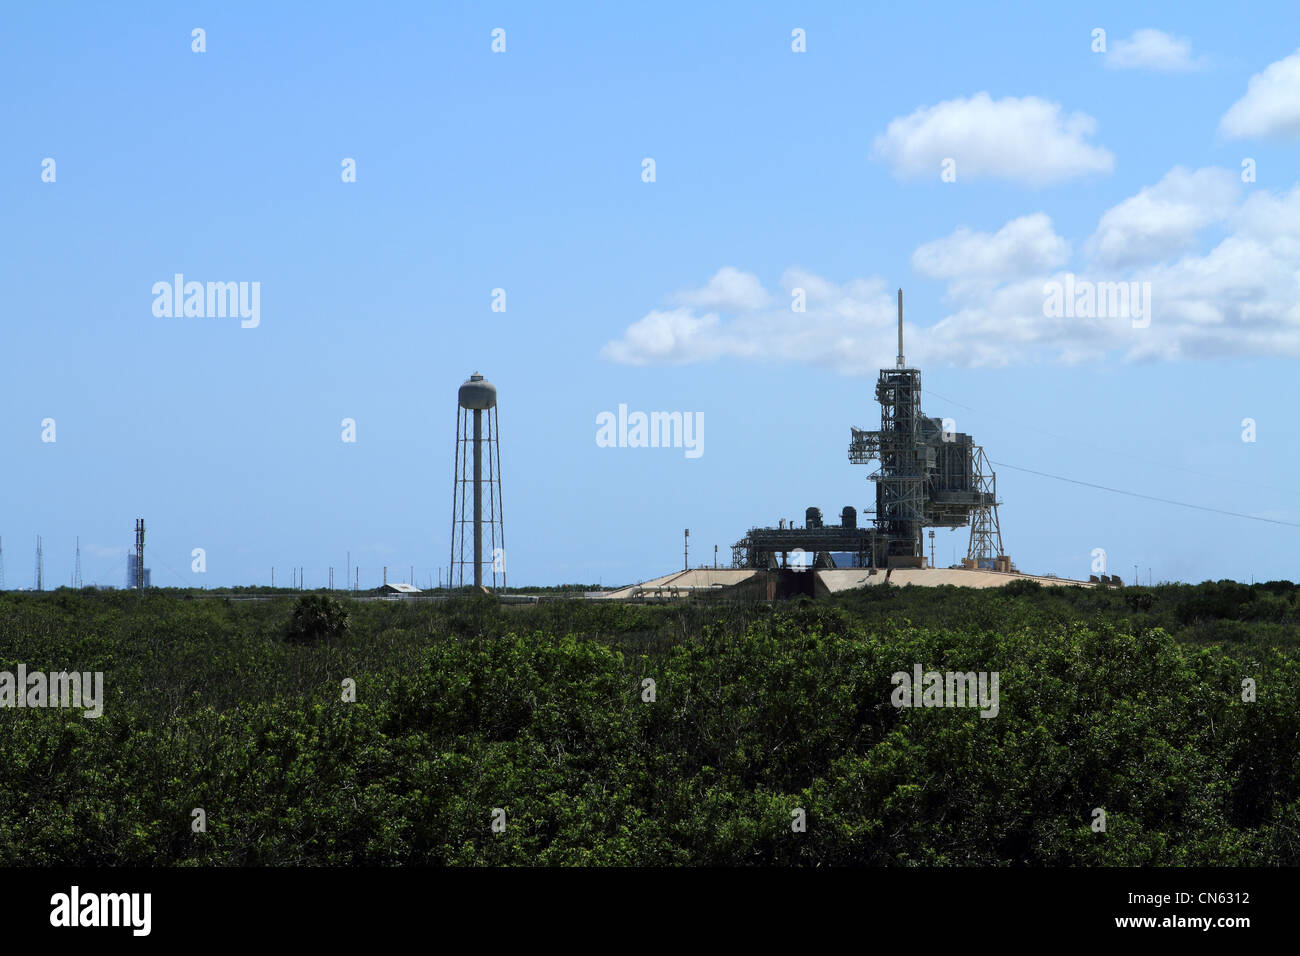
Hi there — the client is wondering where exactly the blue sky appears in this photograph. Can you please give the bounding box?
[3,1,1299,589]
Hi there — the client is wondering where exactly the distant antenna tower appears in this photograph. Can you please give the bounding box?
[0,536,6,590]
[35,535,43,591]
[450,372,506,590]
[896,287,906,368]
[134,519,145,592]
[74,536,83,589]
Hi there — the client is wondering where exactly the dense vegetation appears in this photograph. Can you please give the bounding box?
[1,580,1298,865]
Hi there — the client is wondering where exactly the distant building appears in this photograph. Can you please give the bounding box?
[374,582,421,595]
[126,552,151,589]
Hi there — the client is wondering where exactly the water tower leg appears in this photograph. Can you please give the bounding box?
[473,407,483,589]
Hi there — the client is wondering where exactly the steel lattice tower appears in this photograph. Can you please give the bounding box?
[450,373,506,591]
[872,365,927,560]
[35,535,43,591]
[134,519,145,592]
[967,448,1004,561]
[853,290,927,562]
[844,289,1007,569]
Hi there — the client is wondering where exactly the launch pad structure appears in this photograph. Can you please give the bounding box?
[732,290,1008,572]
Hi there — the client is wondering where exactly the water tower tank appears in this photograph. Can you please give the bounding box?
[458,373,497,410]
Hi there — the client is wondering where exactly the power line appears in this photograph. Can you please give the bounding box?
[991,460,1300,528]
[927,387,1293,496]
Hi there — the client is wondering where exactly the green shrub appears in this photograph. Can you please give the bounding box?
[1125,591,1154,612]
[2,584,1299,865]
[285,594,350,645]
[1003,578,1042,597]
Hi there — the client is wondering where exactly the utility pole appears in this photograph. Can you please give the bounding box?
[684,529,689,571]
[928,529,936,569]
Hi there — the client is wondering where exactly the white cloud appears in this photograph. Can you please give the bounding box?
[1088,166,1240,267]
[602,171,1300,370]
[911,214,1070,281]
[1233,183,1300,239]
[672,267,771,311]
[602,273,899,373]
[599,308,729,366]
[872,92,1114,185]
[1220,48,1300,139]
[1105,29,1204,72]
[925,174,1300,364]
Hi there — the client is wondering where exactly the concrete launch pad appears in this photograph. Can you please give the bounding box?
[589,565,1092,602]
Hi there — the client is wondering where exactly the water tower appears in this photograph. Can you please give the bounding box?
[449,373,506,590]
